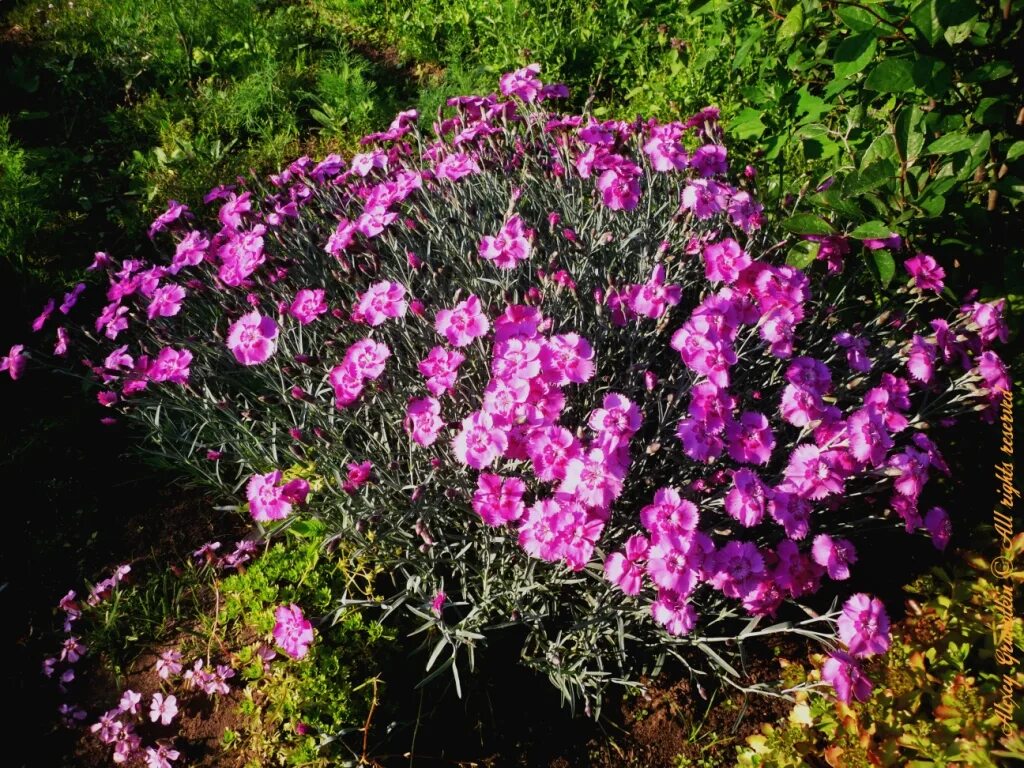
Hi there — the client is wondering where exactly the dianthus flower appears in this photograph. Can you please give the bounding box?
[811,534,857,580]
[604,534,649,595]
[822,651,873,703]
[904,253,945,293]
[354,281,408,325]
[149,692,178,725]
[273,603,315,659]
[226,311,278,365]
[473,473,527,526]
[435,295,490,347]
[405,397,445,446]
[479,215,533,270]
[246,470,293,522]
[453,411,508,469]
[288,288,328,324]
[837,593,890,657]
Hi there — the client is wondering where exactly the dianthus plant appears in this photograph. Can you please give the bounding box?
[16,66,1009,709]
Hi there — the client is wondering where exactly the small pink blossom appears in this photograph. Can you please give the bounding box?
[354,281,408,325]
[289,289,328,324]
[273,603,315,659]
[435,295,490,347]
[149,693,178,725]
[226,311,278,365]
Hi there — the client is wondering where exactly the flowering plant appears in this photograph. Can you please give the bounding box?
[12,66,1009,708]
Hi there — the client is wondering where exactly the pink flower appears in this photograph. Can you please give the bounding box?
[540,333,595,385]
[326,219,357,255]
[171,231,209,273]
[273,603,315,659]
[837,593,890,658]
[725,411,775,465]
[680,179,728,218]
[453,411,508,470]
[118,689,142,715]
[343,461,373,493]
[708,540,765,599]
[628,264,681,319]
[148,347,192,384]
[923,506,951,551]
[588,392,641,450]
[149,693,178,725]
[499,63,543,102]
[156,649,183,679]
[32,298,56,332]
[822,651,873,703]
[144,745,181,768]
[904,253,945,293]
[811,534,857,580]
[289,289,328,324]
[651,590,698,636]
[526,426,581,482]
[418,346,466,396]
[147,284,186,319]
[0,344,27,380]
[640,487,699,538]
[472,473,527,526]
[725,469,768,526]
[846,407,892,467]
[558,447,626,509]
[604,534,650,595]
[703,239,751,284]
[435,295,490,347]
[405,397,445,446]
[783,444,845,500]
[907,335,935,383]
[247,470,293,522]
[690,143,728,176]
[342,338,391,380]
[226,311,278,365]
[479,215,533,270]
[54,326,69,356]
[354,281,408,325]
[596,162,642,211]
[430,590,446,616]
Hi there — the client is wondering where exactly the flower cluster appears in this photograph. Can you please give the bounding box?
[12,65,1008,703]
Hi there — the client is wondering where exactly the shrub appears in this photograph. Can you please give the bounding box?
[11,67,1009,709]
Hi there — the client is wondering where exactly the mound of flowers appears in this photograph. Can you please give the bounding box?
[9,65,1009,706]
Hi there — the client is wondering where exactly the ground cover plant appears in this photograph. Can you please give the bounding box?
[2,1,1021,766]
[7,64,1011,715]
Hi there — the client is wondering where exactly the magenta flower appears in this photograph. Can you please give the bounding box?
[246,470,293,522]
[147,284,186,319]
[588,392,642,450]
[811,534,857,580]
[703,238,751,284]
[725,469,768,527]
[418,346,466,396]
[822,651,873,704]
[784,444,845,500]
[435,295,490,347]
[288,288,328,325]
[680,178,728,218]
[963,299,1009,345]
[144,745,181,768]
[0,344,27,380]
[708,540,765,599]
[32,298,56,332]
[837,593,890,657]
[597,162,642,211]
[155,649,183,679]
[499,63,543,102]
[273,603,315,659]
[725,411,775,465]
[651,589,698,636]
[540,333,595,385]
[343,338,391,380]
[405,396,445,446]
[326,218,357,255]
[171,230,209,273]
[846,407,892,467]
[226,311,278,365]
[149,693,178,725]
[148,347,192,385]
[354,281,408,325]
[558,447,626,509]
[642,123,688,172]
[604,534,650,595]
[690,143,728,176]
[647,534,700,594]
[907,334,936,383]
[453,410,508,469]
[628,264,681,319]
[479,215,533,270]
[343,461,373,493]
[640,487,699,538]
[904,253,945,293]
[473,473,527,526]
[923,506,951,551]
[526,426,581,482]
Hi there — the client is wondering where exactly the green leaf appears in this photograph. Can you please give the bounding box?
[850,221,893,239]
[728,107,767,140]
[963,60,1013,83]
[1006,142,1024,163]
[833,33,877,78]
[864,59,915,92]
[871,249,897,287]
[944,21,973,45]
[895,106,926,166]
[910,0,942,46]
[795,86,830,123]
[786,240,820,269]
[926,132,977,155]
[973,97,1007,126]
[861,134,898,168]
[844,159,897,196]
[837,6,880,33]
[777,3,804,43]
[807,189,864,219]
[782,214,835,236]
